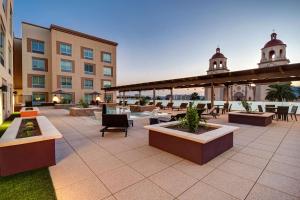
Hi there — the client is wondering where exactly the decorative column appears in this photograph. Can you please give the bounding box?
[210,83,214,107]
[226,85,229,104]
[153,89,156,104]
[122,91,125,106]
[138,90,141,105]
[170,88,173,103]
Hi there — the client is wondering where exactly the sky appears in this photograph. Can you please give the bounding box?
[14,0,300,91]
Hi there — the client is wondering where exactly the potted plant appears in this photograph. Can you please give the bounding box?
[179,105,206,133]
[241,100,252,113]
[78,99,89,108]
[139,96,148,106]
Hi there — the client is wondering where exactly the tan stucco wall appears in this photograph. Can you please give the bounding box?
[20,23,117,104]
[0,0,14,124]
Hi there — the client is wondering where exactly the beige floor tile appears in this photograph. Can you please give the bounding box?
[266,160,300,180]
[240,147,273,160]
[206,155,227,167]
[258,171,300,197]
[78,147,111,163]
[115,149,149,164]
[246,183,298,200]
[130,157,169,177]
[173,160,214,180]
[272,154,300,168]
[98,165,144,193]
[114,179,173,200]
[230,152,269,169]
[103,196,117,200]
[202,169,255,199]
[218,160,263,181]
[136,145,163,156]
[56,177,111,200]
[103,142,133,154]
[178,181,238,200]
[247,142,278,152]
[151,152,183,166]
[87,155,125,176]
[149,167,197,197]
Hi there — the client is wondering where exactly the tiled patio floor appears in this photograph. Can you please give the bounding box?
[42,108,300,200]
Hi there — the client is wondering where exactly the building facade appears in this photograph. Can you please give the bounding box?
[0,0,13,124]
[14,22,117,105]
[205,32,288,101]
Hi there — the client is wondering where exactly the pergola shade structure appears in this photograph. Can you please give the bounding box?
[103,63,300,105]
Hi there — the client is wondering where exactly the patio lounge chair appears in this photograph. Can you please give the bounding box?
[196,103,206,110]
[201,106,217,118]
[100,114,130,137]
[162,102,173,110]
[289,106,298,121]
[258,105,263,112]
[172,103,188,111]
[276,106,289,121]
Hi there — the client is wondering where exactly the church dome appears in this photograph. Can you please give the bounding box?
[263,32,285,48]
[211,47,226,59]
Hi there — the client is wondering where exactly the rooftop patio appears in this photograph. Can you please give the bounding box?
[42,107,300,200]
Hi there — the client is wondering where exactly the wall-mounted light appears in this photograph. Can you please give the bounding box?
[52,95,59,102]
[96,96,101,101]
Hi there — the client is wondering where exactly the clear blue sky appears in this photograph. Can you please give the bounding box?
[14,0,300,86]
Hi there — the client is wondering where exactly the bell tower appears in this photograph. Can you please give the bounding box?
[207,47,229,75]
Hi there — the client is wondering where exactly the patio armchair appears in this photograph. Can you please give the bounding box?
[172,103,188,111]
[221,103,229,114]
[276,106,289,121]
[162,102,173,110]
[201,106,217,118]
[196,103,206,110]
[155,102,162,108]
[206,103,212,110]
[258,105,263,112]
[289,106,298,121]
[228,104,232,112]
[100,114,130,137]
[134,101,139,105]
[118,101,123,106]
[148,102,154,105]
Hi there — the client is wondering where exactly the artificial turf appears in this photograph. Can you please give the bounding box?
[0,168,56,200]
[0,112,57,200]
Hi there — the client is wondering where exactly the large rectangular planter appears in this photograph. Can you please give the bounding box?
[69,107,102,116]
[145,122,239,165]
[20,107,40,118]
[228,111,275,126]
[0,116,62,176]
[130,105,156,112]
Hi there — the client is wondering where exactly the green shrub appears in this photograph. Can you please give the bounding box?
[78,99,89,108]
[139,97,148,106]
[241,100,252,113]
[179,105,200,133]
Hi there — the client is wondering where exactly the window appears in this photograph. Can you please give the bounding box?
[103,67,112,76]
[9,6,12,35]
[32,40,44,54]
[102,80,112,88]
[102,52,112,63]
[0,25,5,66]
[60,93,73,104]
[60,43,72,56]
[84,94,93,104]
[32,58,46,71]
[61,60,73,72]
[84,79,93,89]
[32,93,46,105]
[61,76,72,88]
[84,63,94,75]
[32,76,45,88]
[83,48,93,59]
[8,44,12,74]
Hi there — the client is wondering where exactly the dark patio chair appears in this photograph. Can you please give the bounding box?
[118,101,123,106]
[148,102,154,105]
[100,114,130,137]
[196,103,206,110]
[201,106,217,118]
[222,103,229,114]
[162,102,173,110]
[228,104,232,112]
[289,106,298,121]
[258,105,263,112]
[207,103,212,110]
[172,103,188,111]
[134,101,139,105]
[155,102,162,108]
[276,106,289,121]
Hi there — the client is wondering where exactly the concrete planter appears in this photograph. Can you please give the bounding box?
[69,107,102,116]
[130,105,156,112]
[144,122,239,165]
[54,104,76,109]
[0,116,62,176]
[20,107,40,118]
[228,111,275,126]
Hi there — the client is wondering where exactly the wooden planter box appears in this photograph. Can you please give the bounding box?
[69,107,102,116]
[228,111,275,126]
[0,116,62,176]
[144,122,239,165]
[20,107,40,118]
[130,105,156,112]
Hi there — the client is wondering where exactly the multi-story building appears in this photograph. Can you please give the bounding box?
[14,22,117,105]
[0,0,14,124]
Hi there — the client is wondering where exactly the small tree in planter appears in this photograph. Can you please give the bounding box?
[78,99,89,108]
[241,100,252,113]
[179,105,206,133]
[139,96,148,106]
